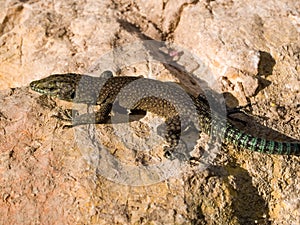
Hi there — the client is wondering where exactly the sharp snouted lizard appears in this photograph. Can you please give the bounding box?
[30,71,300,156]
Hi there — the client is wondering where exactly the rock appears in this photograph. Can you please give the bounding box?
[0,0,299,224]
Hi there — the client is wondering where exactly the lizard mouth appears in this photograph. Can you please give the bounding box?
[29,81,37,88]
[30,81,58,95]
[29,81,43,93]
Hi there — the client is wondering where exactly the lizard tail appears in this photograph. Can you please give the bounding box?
[220,123,300,156]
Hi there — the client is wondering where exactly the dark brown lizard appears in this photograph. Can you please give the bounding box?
[30,71,300,156]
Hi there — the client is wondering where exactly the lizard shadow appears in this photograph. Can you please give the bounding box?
[185,164,270,224]
[219,92,299,143]
[106,110,146,124]
[212,164,270,224]
[227,109,299,143]
[254,50,276,94]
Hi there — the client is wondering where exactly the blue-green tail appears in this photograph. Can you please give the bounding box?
[222,123,300,155]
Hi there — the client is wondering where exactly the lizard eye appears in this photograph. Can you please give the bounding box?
[70,91,76,99]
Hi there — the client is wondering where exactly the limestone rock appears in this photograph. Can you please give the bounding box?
[0,0,299,224]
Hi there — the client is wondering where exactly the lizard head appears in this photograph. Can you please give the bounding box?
[30,73,80,101]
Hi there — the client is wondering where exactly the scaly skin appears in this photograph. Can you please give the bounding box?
[30,71,300,156]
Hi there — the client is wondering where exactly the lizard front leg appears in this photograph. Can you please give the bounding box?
[55,102,113,127]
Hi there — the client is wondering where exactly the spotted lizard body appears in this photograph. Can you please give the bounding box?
[30,71,300,156]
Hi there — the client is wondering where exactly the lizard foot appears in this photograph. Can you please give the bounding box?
[52,108,79,121]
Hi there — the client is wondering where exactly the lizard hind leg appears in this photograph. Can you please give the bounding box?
[157,115,196,161]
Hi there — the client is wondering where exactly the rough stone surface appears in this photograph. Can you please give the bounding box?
[0,0,299,224]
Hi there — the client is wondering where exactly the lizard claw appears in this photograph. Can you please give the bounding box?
[52,109,79,121]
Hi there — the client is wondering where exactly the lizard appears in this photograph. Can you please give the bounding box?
[29,71,300,157]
